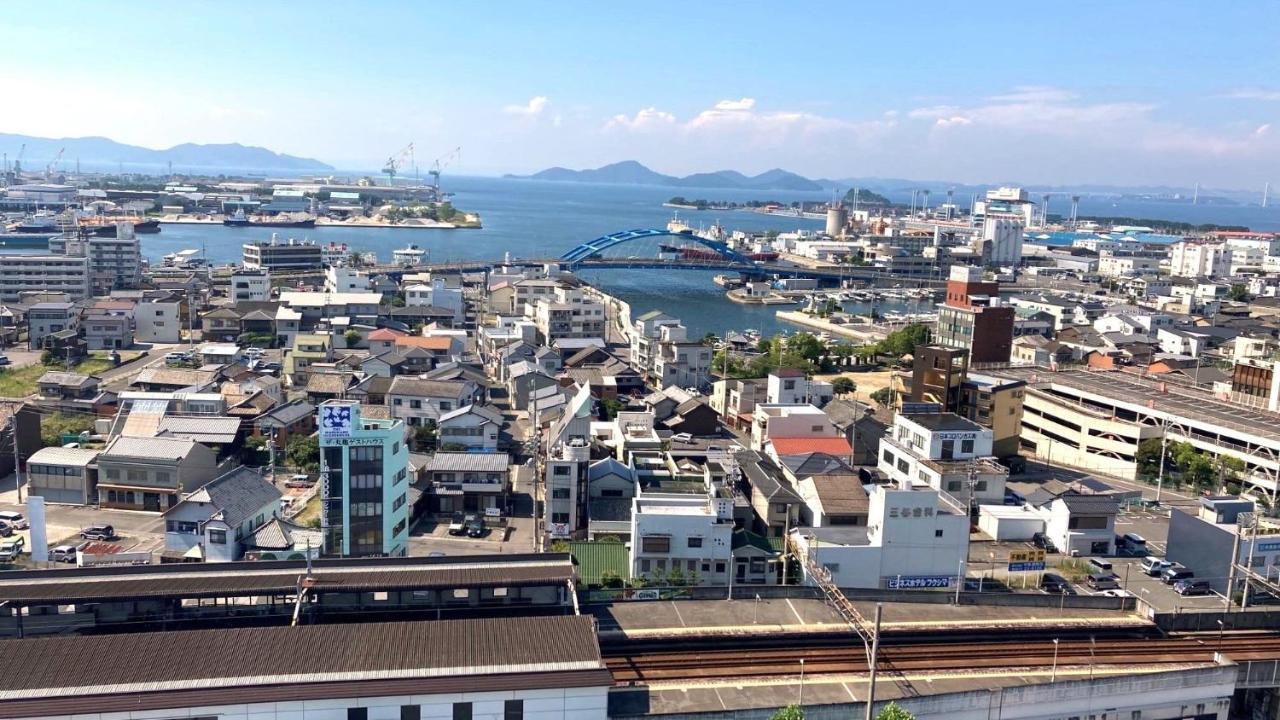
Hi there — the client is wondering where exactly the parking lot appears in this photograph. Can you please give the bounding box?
[967,502,1229,612]
[0,494,165,568]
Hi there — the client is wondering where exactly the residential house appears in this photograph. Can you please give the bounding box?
[305,372,357,405]
[26,446,100,505]
[735,450,803,538]
[36,371,114,416]
[423,451,510,514]
[83,303,133,350]
[821,398,885,466]
[202,308,241,343]
[162,467,282,563]
[96,436,220,511]
[252,399,316,446]
[28,302,78,351]
[795,473,870,527]
[438,404,504,451]
[629,492,734,586]
[285,334,331,386]
[135,294,183,343]
[877,411,1008,505]
[388,376,479,427]
[709,378,768,432]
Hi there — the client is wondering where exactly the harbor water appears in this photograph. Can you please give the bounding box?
[134,176,1280,338]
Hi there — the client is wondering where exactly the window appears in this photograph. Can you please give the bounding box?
[552,488,570,499]
[687,537,703,548]
[961,438,974,454]
[935,529,944,538]
[641,535,671,553]
[553,465,570,476]
[452,703,472,720]
[504,700,523,720]
[551,512,569,524]
[208,529,227,544]
[348,709,368,720]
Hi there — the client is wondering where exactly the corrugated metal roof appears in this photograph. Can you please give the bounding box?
[568,541,628,584]
[0,616,602,698]
[0,556,573,604]
[101,436,198,461]
[156,416,241,443]
[26,447,99,467]
[425,452,510,473]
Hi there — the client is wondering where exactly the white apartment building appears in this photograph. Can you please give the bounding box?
[652,322,713,390]
[790,482,970,590]
[766,369,833,407]
[529,286,606,345]
[406,279,465,322]
[631,310,681,374]
[230,268,271,302]
[629,491,734,585]
[0,253,89,302]
[1169,240,1231,278]
[751,403,836,453]
[50,228,143,292]
[1097,254,1162,278]
[545,439,590,539]
[324,266,370,293]
[134,295,184,343]
[877,412,1006,504]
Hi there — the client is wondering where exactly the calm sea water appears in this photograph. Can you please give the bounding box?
[137,176,1280,337]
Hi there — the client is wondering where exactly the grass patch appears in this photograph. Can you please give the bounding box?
[0,352,122,397]
[1056,557,1092,582]
[292,495,322,528]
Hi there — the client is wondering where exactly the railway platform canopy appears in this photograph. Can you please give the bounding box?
[0,553,576,637]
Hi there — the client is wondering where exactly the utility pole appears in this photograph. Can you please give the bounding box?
[863,603,883,720]
[9,414,21,503]
[1155,418,1169,504]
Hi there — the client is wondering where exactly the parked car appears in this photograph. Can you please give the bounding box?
[0,521,11,538]
[0,511,27,530]
[1087,573,1120,591]
[49,544,78,564]
[448,512,467,536]
[670,432,694,444]
[1175,580,1213,596]
[1040,572,1070,594]
[80,524,115,541]
[1031,532,1058,553]
[1162,566,1195,585]
[0,355,11,366]
[244,347,265,359]
[164,351,191,363]
[0,538,23,562]
[1141,556,1172,576]
[466,516,486,538]
[1088,558,1113,573]
[1099,589,1132,598]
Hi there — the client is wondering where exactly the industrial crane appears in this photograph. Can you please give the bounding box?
[11,143,25,179]
[429,146,461,195]
[45,147,65,180]
[382,142,415,186]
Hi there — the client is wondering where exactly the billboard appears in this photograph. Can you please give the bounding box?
[319,404,353,439]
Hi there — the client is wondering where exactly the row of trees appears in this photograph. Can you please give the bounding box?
[1136,438,1247,493]
[772,702,914,720]
[711,324,929,381]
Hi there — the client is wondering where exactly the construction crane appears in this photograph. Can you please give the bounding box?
[428,146,461,195]
[11,143,25,179]
[45,147,65,180]
[381,142,414,186]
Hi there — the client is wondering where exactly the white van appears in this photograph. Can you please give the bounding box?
[0,511,27,530]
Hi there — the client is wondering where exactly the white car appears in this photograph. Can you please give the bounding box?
[244,347,265,359]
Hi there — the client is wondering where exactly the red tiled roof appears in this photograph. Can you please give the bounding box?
[368,328,406,340]
[769,436,853,457]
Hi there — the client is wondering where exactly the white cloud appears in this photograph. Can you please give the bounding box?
[934,116,972,128]
[503,96,549,116]
[1257,124,1272,137]
[986,86,1077,104]
[713,97,756,111]
[605,107,677,131]
[1223,88,1280,101]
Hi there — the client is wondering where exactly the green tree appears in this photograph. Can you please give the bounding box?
[413,421,437,452]
[40,412,95,447]
[286,434,320,472]
[832,376,856,396]
[875,703,917,720]
[1229,283,1250,302]
[770,705,804,720]
[601,397,624,419]
[437,202,457,221]
[877,323,931,357]
[870,387,894,407]
[242,435,269,465]
[1135,438,1167,482]
[343,329,361,348]
[549,540,571,553]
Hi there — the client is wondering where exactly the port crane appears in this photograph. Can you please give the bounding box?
[428,146,461,195]
[382,142,415,186]
[9,143,26,181]
[45,147,65,180]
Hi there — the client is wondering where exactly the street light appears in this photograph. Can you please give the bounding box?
[798,658,806,708]
[1217,618,1225,655]
[1051,638,1060,682]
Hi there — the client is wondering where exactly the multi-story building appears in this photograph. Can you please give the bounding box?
[27,302,79,351]
[765,368,833,407]
[96,436,220,511]
[230,268,271,301]
[82,305,133,350]
[877,411,1007,505]
[959,372,1026,458]
[323,266,370,293]
[653,323,713,390]
[631,310,681,371]
[49,228,143,293]
[935,266,1015,363]
[1097,253,1162,278]
[545,438,591,539]
[791,481,970,590]
[529,286,606,345]
[242,237,323,271]
[982,214,1024,265]
[161,467,282,563]
[405,279,464,322]
[318,401,411,557]
[134,294,184,343]
[387,377,478,427]
[423,451,510,514]
[0,254,89,303]
[1169,240,1231,278]
[629,491,734,585]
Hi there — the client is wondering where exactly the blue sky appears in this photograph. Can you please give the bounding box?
[3,1,1279,187]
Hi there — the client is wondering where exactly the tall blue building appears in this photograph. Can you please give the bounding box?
[318,401,411,557]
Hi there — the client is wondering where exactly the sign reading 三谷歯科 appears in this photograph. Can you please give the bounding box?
[320,404,353,439]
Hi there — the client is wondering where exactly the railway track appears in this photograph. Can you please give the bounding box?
[605,636,1280,684]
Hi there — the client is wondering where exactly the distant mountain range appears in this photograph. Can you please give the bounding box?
[508,161,823,191]
[0,133,333,172]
